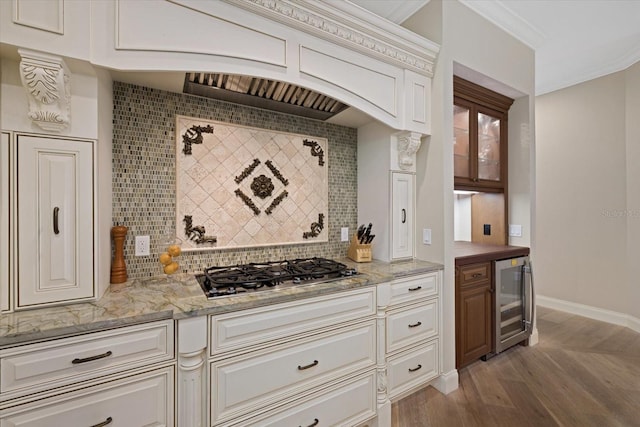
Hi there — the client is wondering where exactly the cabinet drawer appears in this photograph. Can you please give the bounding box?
[222,371,376,427]
[210,287,375,356]
[386,300,438,353]
[210,321,376,425]
[389,273,438,307]
[0,320,174,400]
[387,340,438,400]
[458,263,490,286]
[0,365,174,426]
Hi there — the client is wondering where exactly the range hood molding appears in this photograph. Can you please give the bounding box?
[88,0,439,132]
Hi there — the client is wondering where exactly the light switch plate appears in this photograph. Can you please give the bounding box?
[422,228,432,245]
[341,227,349,242]
[509,224,523,237]
[135,235,150,256]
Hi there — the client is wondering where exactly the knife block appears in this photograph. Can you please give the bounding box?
[347,235,372,263]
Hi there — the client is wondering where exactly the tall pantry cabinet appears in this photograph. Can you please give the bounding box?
[358,122,423,262]
[2,133,95,310]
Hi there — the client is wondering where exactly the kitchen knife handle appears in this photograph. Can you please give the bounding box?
[401,208,406,224]
[53,207,60,235]
[90,417,113,427]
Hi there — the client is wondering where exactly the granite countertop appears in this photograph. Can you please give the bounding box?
[0,258,443,347]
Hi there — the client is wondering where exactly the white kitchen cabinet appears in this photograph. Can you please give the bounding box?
[199,287,378,427]
[387,340,438,400]
[391,172,415,259]
[0,320,174,402]
[210,321,376,425]
[358,124,423,261]
[1,132,9,312]
[0,320,177,426]
[0,365,175,427]
[16,134,94,308]
[376,271,442,409]
[222,371,377,427]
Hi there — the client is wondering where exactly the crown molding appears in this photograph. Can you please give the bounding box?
[459,0,546,49]
[224,0,439,77]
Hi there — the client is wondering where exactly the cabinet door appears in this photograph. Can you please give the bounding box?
[391,172,414,259]
[16,135,94,307]
[1,132,9,311]
[456,282,493,368]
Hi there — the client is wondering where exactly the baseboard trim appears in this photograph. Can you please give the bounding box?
[433,369,458,395]
[537,295,640,334]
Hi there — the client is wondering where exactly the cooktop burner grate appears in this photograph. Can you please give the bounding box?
[196,257,357,298]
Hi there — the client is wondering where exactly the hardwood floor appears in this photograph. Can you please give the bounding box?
[391,306,640,427]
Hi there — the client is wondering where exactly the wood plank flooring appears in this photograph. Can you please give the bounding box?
[391,306,640,427]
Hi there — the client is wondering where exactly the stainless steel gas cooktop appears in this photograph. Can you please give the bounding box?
[195,257,357,299]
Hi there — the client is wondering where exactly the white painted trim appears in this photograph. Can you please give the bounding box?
[458,0,546,49]
[537,295,640,334]
[432,369,458,395]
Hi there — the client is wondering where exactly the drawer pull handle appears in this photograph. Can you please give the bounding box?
[408,364,422,373]
[53,207,60,234]
[297,360,319,370]
[408,286,422,291]
[72,350,113,364]
[300,418,319,427]
[408,321,422,328]
[91,417,113,427]
[472,273,482,278]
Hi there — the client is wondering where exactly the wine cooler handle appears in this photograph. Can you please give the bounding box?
[524,260,535,333]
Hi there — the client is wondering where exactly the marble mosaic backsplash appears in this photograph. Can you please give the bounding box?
[113,82,357,278]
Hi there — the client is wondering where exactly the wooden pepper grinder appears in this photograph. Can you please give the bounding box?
[110,225,128,284]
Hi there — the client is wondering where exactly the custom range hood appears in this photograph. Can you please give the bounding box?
[183,72,349,121]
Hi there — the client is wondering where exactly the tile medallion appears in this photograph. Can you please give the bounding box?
[176,116,329,251]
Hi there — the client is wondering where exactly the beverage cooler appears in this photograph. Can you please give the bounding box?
[494,256,534,353]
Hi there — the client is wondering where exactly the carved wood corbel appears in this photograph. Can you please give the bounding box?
[396,131,423,170]
[18,49,71,132]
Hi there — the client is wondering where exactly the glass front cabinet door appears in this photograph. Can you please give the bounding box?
[453,77,513,192]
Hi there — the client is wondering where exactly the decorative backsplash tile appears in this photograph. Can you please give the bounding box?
[176,116,328,251]
[112,82,357,278]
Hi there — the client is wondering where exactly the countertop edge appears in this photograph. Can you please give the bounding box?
[1,259,443,347]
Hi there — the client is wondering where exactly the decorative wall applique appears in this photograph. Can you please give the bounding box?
[176,115,328,251]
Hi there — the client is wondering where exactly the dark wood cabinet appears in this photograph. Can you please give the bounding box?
[454,76,513,193]
[454,242,531,369]
[455,262,493,369]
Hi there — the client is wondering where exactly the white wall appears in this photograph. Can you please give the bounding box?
[536,71,628,314]
[403,0,535,391]
[626,62,640,321]
[453,194,471,241]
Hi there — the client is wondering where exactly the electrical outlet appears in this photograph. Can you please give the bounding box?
[341,227,349,242]
[135,235,150,256]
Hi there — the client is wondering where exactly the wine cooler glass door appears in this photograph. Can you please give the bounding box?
[495,256,531,353]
